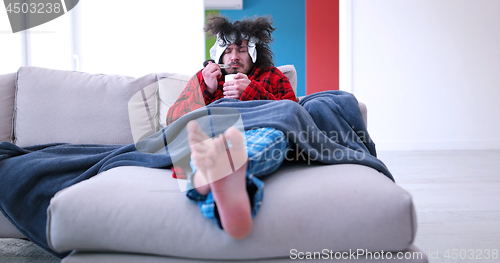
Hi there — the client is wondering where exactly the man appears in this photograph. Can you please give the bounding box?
[166,15,297,239]
[166,15,297,124]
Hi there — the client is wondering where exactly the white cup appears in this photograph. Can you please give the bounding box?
[225,74,236,82]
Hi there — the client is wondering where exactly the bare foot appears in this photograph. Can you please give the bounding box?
[186,120,252,239]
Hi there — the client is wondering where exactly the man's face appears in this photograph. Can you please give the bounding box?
[222,39,253,75]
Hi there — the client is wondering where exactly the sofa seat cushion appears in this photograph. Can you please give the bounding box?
[47,163,417,260]
[14,67,158,147]
[0,73,16,143]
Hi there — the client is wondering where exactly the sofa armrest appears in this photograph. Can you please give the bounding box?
[358,101,367,128]
[297,96,368,128]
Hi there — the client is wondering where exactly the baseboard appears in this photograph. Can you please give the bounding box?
[375,139,500,151]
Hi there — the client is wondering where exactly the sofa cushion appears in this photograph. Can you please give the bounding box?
[127,81,159,143]
[13,67,158,147]
[157,73,192,128]
[156,65,298,128]
[0,73,16,143]
[278,65,297,95]
[47,164,416,260]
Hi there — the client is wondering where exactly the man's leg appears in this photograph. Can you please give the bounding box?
[186,120,252,239]
[300,94,376,156]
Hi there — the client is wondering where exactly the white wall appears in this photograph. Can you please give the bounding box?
[352,0,500,151]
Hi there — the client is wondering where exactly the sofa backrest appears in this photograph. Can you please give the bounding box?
[13,67,158,147]
[0,73,16,143]
[156,73,193,129]
[2,65,298,146]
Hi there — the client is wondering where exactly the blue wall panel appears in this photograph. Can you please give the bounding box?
[220,0,306,96]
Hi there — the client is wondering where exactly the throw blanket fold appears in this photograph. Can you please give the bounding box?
[0,91,393,258]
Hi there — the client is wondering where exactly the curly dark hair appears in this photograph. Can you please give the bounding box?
[205,15,276,69]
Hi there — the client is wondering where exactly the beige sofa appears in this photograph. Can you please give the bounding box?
[0,66,427,262]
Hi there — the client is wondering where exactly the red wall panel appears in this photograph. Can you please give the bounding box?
[306,0,339,94]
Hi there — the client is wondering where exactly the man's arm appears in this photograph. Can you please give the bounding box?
[166,71,223,125]
[239,67,298,102]
[202,61,223,94]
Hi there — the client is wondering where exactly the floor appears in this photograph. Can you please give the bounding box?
[1,150,499,262]
[0,238,60,263]
[377,150,500,263]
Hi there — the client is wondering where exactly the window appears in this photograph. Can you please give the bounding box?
[29,10,72,71]
[0,8,22,74]
[76,0,205,76]
[1,0,205,77]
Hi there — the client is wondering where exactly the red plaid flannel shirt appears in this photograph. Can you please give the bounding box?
[166,66,298,125]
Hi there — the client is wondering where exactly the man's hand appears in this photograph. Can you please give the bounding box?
[223,73,251,99]
[202,61,222,93]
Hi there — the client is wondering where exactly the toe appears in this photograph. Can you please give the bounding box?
[225,128,245,150]
[186,120,199,134]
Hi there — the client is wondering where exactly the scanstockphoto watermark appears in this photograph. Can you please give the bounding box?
[290,249,424,260]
